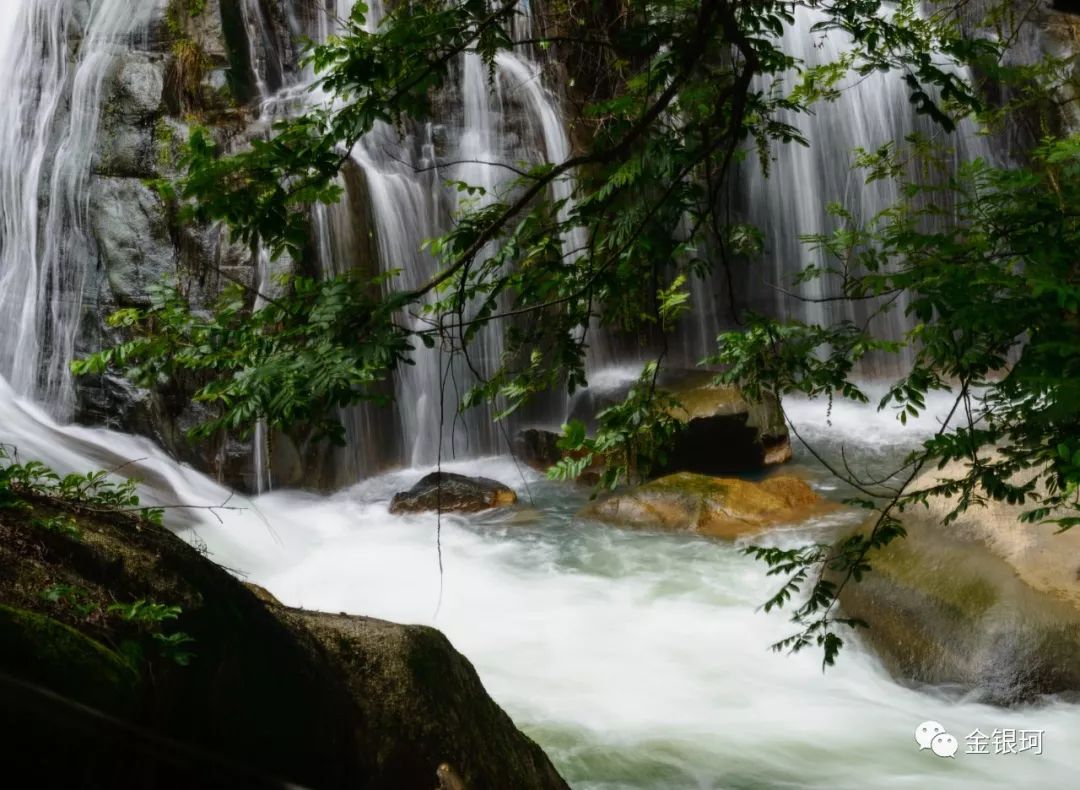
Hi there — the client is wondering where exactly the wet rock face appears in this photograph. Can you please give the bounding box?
[837,514,1080,705]
[581,472,826,539]
[89,177,176,305]
[92,52,167,178]
[390,472,519,514]
[72,1,319,492]
[954,1,1080,156]
[837,460,1080,705]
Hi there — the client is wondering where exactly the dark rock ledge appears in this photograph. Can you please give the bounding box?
[0,492,567,789]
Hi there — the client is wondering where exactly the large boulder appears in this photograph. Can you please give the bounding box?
[837,461,1080,705]
[566,369,792,476]
[390,472,518,514]
[283,610,568,789]
[663,380,793,472]
[0,488,567,788]
[581,472,826,539]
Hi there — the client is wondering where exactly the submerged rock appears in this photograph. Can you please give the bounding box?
[837,461,1080,705]
[581,472,825,539]
[0,489,567,788]
[390,472,518,514]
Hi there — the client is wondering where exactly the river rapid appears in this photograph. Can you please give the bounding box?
[4,377,1079,788]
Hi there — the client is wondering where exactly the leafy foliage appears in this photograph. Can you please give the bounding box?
[74,277,410,444]
[713,133,1080,666]
[30,515,82,539]
[0,445,164,525]
[549,361,685,490]
[42,584,100,619]
[68,0,1080,669]
[2,445,197,668]
[78,0,997,463]
[109,599,196,667]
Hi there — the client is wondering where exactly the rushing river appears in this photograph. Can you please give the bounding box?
[4,376,1079,788]
[0,0,1074,785]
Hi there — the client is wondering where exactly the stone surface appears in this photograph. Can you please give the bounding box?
[912,460,1080,607]
[108,52,167,118]
[0,489,568,788]
[0,603,140,718]
[514,427,564,470]
[93,52,166,177]
[89,176,176,306]
[390,472,518,514]
[582,472,826,538]
[837,514,1080,705]
[836,460,1080,705]
[66,0,349,493]
[567,369,792,476]
[283,609,569,790]
[662,380,793,473]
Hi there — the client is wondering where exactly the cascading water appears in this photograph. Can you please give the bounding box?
[0,0,158,414]
[685,7,992,372]
[3,374,1079,788]
[3,2,1080,788]
[0,1,997,471]
[372,3,583,464]
[244,0,582,472]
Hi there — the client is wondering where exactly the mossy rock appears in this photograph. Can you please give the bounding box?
[283,610,569,790]
[662,381,793,471]
[566,369,792,476]
[836,515,1080,705]
[0,604,139,717]
[0,490,567,787]
[581,473,827,539]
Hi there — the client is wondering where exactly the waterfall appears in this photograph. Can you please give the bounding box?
[3,7,1080,787]
[684,7,992,370]
[360,3,581,465]
[0,0,157,414]
[244,0,581,474]
[0,0,991,482]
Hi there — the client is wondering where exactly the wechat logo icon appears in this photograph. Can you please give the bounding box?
[915,721,958,758]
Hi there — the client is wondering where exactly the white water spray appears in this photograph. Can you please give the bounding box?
[0,0,157,413]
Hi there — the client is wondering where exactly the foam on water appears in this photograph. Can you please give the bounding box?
[2,378,1078,788]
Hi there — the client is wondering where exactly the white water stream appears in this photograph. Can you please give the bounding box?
[3,376,1078,788]
[0,0,158,412]
[1,1,1078,786]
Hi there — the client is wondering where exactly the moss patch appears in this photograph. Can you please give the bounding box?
[868,536,1000,619]
[0,604,139,716]
[666,384,746,421]
[0,472,568,787]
